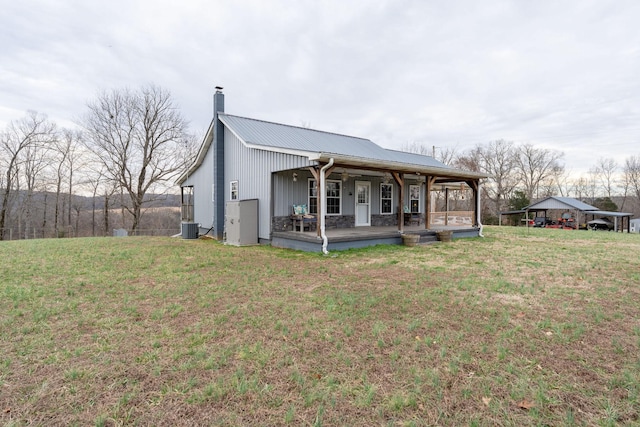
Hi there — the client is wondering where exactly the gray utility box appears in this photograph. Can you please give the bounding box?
[225,199,258,246]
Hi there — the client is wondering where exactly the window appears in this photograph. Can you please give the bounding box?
[230,181,238,200]
[380,183,393,214]
[326,180,341,215]
[409,184,420,213]
[308,179,341,215]
[308,179,318,214]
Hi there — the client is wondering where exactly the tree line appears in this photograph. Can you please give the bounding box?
[402,140,640,224]
[0,84,195,240]
[3,83,638,240]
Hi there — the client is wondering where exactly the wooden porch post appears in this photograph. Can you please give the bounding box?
[466,179,479,227]
[444,188,450,226]
[393,172,404,233]
[310,164,335,237]
[308,167,321,237]
[425,176,436,229]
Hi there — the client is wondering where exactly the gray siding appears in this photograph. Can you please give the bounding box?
[182,139,215,231]
[272,174,403,218]
[224,130,313,240]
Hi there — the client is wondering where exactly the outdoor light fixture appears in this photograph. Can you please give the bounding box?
[341,171,349,182]
[292,172,298,182]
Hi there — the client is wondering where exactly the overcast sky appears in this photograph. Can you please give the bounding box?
[2,0,639,176]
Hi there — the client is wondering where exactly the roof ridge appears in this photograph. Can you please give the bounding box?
[220,113,374,142]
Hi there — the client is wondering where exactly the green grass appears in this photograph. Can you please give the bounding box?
[1,226,639,425]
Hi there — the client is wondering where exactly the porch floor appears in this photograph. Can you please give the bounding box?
[271,224,480,252]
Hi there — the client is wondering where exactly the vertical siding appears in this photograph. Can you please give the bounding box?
[182,142,215,230]
[272,174,399,218]
[224,132,313,240]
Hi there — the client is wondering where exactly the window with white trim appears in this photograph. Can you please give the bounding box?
[409,184,420,213]
[230,181,238,200]
[380,183,393,214]
[308,179,318,214]
[326,180,341,215]
[308,179,341,215]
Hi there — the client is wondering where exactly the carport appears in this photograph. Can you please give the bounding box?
[500,196,633,232]
[582,210,633,232]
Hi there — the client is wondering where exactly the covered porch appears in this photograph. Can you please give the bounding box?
[271,223,481,252]
[270,154,485,252]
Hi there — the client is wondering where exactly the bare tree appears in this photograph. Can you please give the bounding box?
[623,155,640,200]
[50,128,85,237]
[0,112,57,240]
[400,142,458,165]
[592,157,618,199]
[551,166,573,197]
[513,143,564,200]
[20,132,53,238]
[462,140,519,217]
[82,84,189,231]
[571,176,587,200]
[585,167,599,203]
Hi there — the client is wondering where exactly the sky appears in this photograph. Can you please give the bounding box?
[2,0,639,176]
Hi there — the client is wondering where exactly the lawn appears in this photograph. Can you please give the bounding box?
[1,226,639,426]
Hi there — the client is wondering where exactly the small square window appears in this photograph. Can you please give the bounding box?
[230,181,238,200]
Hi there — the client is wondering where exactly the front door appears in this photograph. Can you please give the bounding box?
[355,181,371,226]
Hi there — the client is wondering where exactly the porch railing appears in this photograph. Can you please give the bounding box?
[429,211,474,226]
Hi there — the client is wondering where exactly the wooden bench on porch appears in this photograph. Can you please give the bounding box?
[291,204,317,232]
[402,206,421,226]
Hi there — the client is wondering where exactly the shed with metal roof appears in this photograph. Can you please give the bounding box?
[499,196,633,232]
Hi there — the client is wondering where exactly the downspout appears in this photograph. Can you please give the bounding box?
[320,158,334,254]
[477,180,484,238]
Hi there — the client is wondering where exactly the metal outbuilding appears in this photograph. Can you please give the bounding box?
[500,196,634,232]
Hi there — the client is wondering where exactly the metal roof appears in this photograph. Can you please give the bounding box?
[219,114,383,159]
[177,112,488,185]
[586,210,633,218]
[526,196,598,211]
[219,113,484,178]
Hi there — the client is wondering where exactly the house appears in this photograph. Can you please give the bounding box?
[176,88,487,252]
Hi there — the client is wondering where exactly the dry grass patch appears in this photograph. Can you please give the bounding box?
[1,226,639,426]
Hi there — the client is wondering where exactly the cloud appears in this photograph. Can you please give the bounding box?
[1,0,639,175]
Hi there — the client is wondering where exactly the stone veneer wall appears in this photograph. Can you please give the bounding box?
[272,215,357,231]
[371,214,398,227]
[272,216,294,232]
[273,214,409,231]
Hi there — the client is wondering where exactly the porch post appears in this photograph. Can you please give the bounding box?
[466,179,479,227]
[475,180,481,227]
[308,167,321,237]
[312,164,336,237]
[393,172,404,233]
[444,188,450,226]
[425,176,435,229]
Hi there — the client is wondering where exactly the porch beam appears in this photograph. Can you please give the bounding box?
[308,166,319,181]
